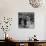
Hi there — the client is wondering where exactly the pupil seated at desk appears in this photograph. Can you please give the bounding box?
[32,35,38,41]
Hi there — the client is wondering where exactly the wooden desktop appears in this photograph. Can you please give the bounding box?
[5,38,46,46]
[0,39,46,46]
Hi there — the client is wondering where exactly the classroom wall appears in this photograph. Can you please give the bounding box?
[0,0,46,40]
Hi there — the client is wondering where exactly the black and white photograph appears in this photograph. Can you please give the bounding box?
[18,12,34,28]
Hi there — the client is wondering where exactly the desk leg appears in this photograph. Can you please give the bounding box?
[24,43,28,46]
[34,43,38,46]
[16,43,20,46]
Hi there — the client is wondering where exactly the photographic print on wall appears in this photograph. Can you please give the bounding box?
[18,12,35,29]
